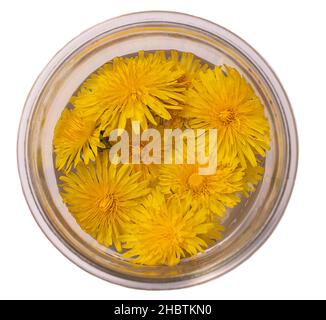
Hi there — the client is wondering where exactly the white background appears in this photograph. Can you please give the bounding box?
[0,0,325,300]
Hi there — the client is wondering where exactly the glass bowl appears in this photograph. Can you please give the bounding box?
[17,11,298,289]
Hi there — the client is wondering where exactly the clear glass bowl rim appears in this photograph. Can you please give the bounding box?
[17,10,298,290]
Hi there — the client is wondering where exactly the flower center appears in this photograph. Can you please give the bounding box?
[178,74,192,88]
[161,226,180,246]
[218,108,236,125]
[98,193,117,214]
[188,172,204,189]
[130,87,143,101]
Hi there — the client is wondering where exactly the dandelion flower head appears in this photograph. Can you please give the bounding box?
[159,161,245,218]
[71,51,186,134]
[53,108,104,172]
[184,66,270,167]
[59,151,150,251]
[121,191,217,266]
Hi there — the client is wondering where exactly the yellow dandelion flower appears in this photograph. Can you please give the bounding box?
[170,50,208,88]
[59,151,150,251]
[184,66,270,167]
[71,51,185,133]
[158,162,244,217]
[121,191,216,266]
[243,163,265,197]
[53,108,104,172]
